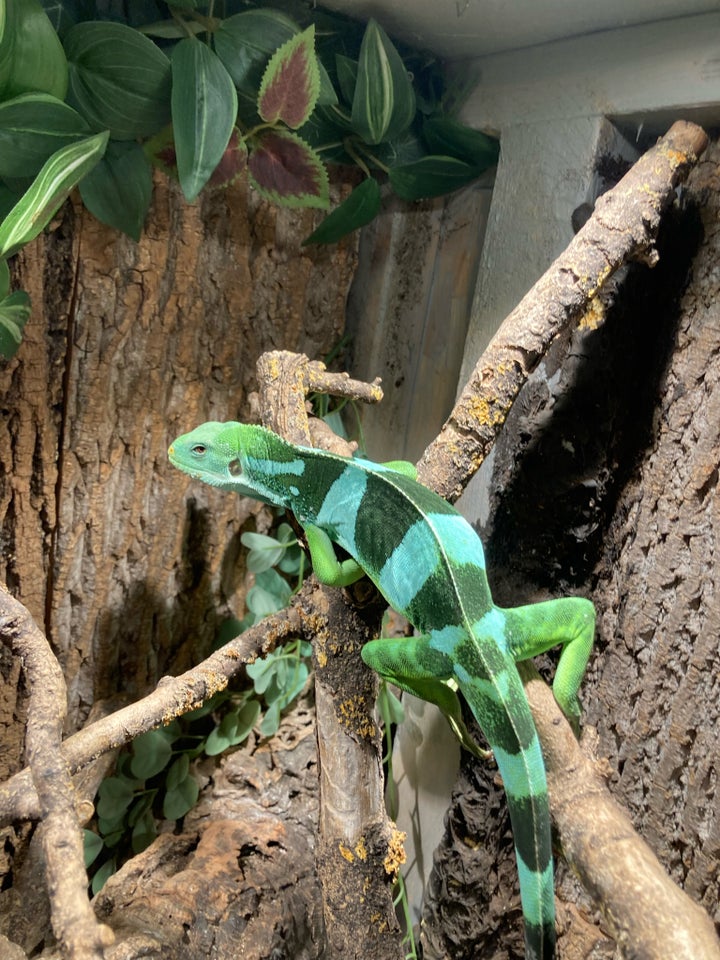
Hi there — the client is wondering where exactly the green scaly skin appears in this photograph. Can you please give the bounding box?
[168,421,596,960]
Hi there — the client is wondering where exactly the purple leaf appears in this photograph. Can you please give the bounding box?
[258,25,320,130]
[208,129,248,189]
[248,129,329,209]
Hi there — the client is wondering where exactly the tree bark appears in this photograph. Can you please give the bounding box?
[0,172,356,758]
[0,173,357,955]
[421,140,720,958]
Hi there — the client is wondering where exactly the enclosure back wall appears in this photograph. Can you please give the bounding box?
[0,173,356,772]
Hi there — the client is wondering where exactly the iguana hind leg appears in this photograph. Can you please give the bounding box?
[362,634,490,758]
[502,597,596,724]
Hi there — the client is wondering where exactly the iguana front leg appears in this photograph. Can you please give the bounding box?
[303,523,366,587]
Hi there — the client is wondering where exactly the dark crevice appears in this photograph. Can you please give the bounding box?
[483,198,704,600]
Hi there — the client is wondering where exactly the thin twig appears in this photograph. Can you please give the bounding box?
[253,350,383,448]
[0,601,302,826]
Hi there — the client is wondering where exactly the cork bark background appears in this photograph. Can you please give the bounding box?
[0,172,356,775]
[422,143,720,957]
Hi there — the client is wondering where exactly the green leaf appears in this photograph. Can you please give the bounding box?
[259,701,281,737]
[39,0,90,38]
[258,25,320,131]
[352,19,415,146]
[214,9,298,95]
[363,127,425,169]
[246,655,276,694]
[79,140,152,241]
[245,567,293,617]
[0,0,12,94]
[163,772,198,820]
[65,21,171,140]
[242,530,285,572]
[422,117,499,167]
[235,699,261,740]
[165,753,189,791]
[0,130,108,259]
[97,812,126,840]
[127,790,155,827]
[303,177,381,245]
[130,728,173,780]
[131,809,157,854]
[255,567,292,601]
[248,129,329,210]
[1,0,68,100]
[91,857,116,895]
[296,106,351,164]
[389,155,484,201]
[277,542,302,575]
[96,776,135,820]
[204,711,238,756]
[171,38,237,202]
[335,54,357,106]
[0,289,30,359]
[138,18,205,39]
[204,699,260,755]
[246,584,283,619]
[277,661,309,706]
[0,260,9,298]
[316,62,338,108]
[83,829,104,868]
[0,93,91,179]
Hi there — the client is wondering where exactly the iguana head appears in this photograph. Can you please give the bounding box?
[168,421,303,507]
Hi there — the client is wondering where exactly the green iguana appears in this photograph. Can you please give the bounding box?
[168,421,595,960]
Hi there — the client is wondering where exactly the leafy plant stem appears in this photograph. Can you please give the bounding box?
[393,872,419,960]
[342,138,372,179]
[244,120,278,141]
[356,144,390,176]
[204,0,215,42]
[170,9,196,41]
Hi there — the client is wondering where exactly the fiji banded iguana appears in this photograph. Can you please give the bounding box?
[168,420,596,960]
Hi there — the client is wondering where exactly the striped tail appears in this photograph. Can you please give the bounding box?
[457,659,555,960]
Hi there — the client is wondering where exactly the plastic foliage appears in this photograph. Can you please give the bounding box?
[0,0,499,357]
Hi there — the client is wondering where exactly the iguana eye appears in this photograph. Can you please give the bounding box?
[191,444,206,455]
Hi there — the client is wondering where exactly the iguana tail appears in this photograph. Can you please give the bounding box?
[458,650,555,960]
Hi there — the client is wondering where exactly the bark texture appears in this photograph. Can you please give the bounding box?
[0,174,356,955]
[421,142,720,957]
[0,172,355,758]
[91,698,323,960]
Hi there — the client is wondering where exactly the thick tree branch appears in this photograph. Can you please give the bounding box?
[418,120,709,501]
[254,350,404,960]
[0,584,114,960]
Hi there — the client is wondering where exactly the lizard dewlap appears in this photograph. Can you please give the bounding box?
[169,420,596,960]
